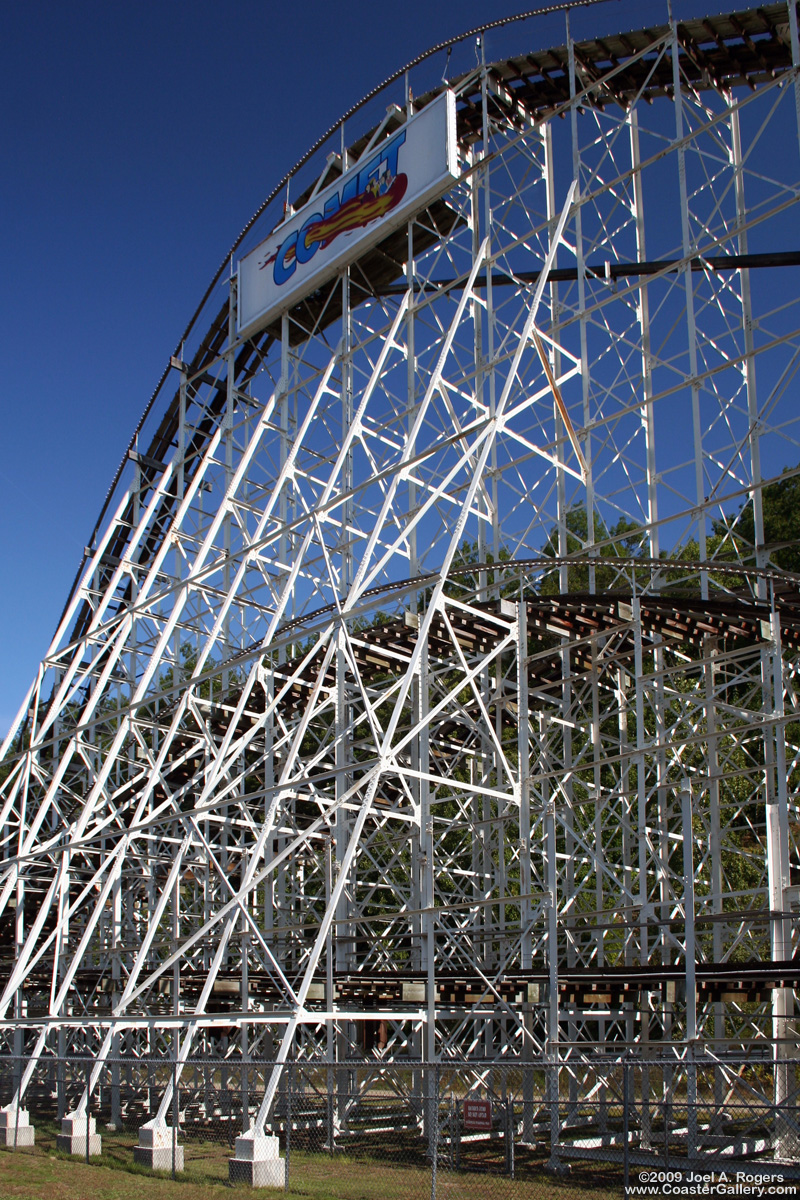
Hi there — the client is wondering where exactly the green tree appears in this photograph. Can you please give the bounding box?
[712,467,800,574]
[539,506,649,594]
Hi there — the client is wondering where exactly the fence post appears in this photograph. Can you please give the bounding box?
[623,1062,630,1194]
[284,1062,292,1194]
[172,1059,178,1180]
[504,1096,509,1175]
[430,1063,439,1200]
[445,1096,450,1170]
[547,1056,560,1169]
[663,1063,672,1169]
[85,1058,91,1164]
[13,1058,20,1150]
[111,1034,120,1130]
[663,1070,669,1168]
[687,1055,698,1162]
[327,1061,334,1154]
[506,1095,515,1177]
[454,1096,461,1170]
[57,1038,65,1121]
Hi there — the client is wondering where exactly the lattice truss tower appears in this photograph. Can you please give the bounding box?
[2,0,800,1120]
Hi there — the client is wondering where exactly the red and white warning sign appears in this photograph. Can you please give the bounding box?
[463,1099,492,1131]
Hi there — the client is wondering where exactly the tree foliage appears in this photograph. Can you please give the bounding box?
[712,467,800,574]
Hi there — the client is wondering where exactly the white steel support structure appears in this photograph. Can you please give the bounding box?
[2,0,800,1169]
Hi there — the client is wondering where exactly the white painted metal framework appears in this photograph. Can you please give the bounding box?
[2,0,800,1160]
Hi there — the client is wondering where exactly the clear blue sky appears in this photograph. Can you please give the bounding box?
[0,0,734,738]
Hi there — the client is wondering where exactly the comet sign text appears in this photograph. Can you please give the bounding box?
[237,90,458,336]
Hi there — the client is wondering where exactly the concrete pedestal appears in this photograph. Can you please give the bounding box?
[0,1107,35,1147]
[228,1131,283,1188]
[57,1113,101,1156]
[133,1144,185,1170]
[134,1120,184,1172]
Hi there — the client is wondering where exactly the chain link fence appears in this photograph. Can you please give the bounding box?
[1,1053,799,1196]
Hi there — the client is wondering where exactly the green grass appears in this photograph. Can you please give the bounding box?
[0,1120,623,1200]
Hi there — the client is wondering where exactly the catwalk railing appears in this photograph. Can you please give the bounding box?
[1,1053,799,1196]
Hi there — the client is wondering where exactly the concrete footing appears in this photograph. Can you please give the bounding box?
[0,1107,35,1147]
[57,1113,101,1156]
[134,1120,184,1172]
[228,1131,283,1188]
[133,1144,185,1171]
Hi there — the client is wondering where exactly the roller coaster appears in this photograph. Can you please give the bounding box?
[2,0,800,1173]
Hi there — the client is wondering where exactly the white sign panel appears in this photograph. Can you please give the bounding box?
[238,90,458,336]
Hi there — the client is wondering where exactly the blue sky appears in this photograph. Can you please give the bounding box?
[0,0,741,738]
